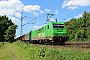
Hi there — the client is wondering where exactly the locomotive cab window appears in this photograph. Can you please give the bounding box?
[53,24,64,28]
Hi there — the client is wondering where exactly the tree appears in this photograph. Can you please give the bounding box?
[0,15,15,42]
[4,25,17,43]
[65,11,90,42]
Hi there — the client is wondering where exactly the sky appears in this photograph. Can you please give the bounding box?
[0,0,90,38]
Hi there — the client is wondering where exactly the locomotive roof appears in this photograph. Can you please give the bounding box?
[48,22,64,24]
[32,22,64,31]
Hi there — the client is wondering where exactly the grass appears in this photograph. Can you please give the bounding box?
[0,41,90,60]
[0,42,13,60]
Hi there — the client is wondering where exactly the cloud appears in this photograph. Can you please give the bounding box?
[23,5,44,16]
[33,12,39,16]
[23,5,40,12]
[62,0,90,10]
[45,8,50,12]
[0,0,24,11]
[74,14,82,18]
[40,10,44,14]
[67,6,78,10]
[54,10,58,14]
[10,16,20,25]
[0,0,46,25]
[0,9,14,16]
[15,12,21,18]
[0,0,24,24]
[69,14,82,20]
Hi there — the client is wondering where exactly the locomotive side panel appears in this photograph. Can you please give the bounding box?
[31,29,38,40]
[31,26,45,40]
[45,22,53,39]
[30,22,53,41]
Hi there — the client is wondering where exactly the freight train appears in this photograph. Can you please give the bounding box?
[16,22,68,45]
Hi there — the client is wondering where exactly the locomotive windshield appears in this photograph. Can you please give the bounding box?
[53,24,64,28]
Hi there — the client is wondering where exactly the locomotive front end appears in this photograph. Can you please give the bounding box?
[52,22,68,44]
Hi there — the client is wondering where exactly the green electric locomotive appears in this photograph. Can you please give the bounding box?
[30,22,68,44]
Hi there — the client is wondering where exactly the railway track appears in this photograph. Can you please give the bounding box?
[65,42,90,49]
[32,42,90,49]
[65,42,90,45]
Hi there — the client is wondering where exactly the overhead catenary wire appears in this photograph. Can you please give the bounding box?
[37,2,60,20]
[20,12,37,38]
[47,1,89,22]
[32,0,89,24]
[37,0,43,5]
[37,0,90,22]
[49,1,90,20]
[22,18,37,26]
[37,0,63,22]
[19,0,44,37]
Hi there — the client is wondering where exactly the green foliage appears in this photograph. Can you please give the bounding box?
[0,15,16,42]
[65,11,90,42]
[4,25,17,43]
